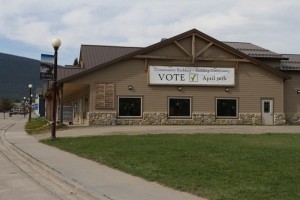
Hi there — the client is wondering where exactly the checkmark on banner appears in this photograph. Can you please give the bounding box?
[189,73,198,82]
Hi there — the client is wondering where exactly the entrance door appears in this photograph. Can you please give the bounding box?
[261,99,273,125]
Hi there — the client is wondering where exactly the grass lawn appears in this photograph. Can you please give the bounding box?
[42,134,300,200]
[25,118,65,134]
[25,118,50,134]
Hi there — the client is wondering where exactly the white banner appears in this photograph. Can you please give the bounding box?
[149,66,235,86]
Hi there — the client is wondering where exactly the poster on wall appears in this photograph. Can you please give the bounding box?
[95,83,115,108]
[40,54,54,80]
[148,66,235,86]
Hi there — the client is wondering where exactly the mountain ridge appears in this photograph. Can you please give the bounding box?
[0,52,46,101]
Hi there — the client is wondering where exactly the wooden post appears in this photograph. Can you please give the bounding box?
[235,61,239,74]
[144,58,148,72]
[192,34,196,63]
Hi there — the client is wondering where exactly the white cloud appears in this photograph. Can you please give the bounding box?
[0,0,299,65]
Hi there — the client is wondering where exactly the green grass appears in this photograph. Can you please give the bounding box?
[42,134,300,200]
[25,118,65,134]
[25,118,50,134]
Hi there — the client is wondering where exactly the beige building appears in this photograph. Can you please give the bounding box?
[47,29,300,126]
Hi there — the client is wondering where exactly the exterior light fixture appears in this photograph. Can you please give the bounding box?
[225,87,229,92]
[128,85,133,90]
[28,84,33,121]
[178,86,182,91]
[51,38,61,140]
[23,97,26,118]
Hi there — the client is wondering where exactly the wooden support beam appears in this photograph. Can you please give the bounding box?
[196,57,250,62]
[235,61,239,74]
[174,41,191,57]
[192,34,196,63]
[196,43,213,57]
[134,55,250,63]
[134,55,191,60]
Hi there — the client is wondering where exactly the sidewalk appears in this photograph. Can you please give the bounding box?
[34,122,300,140]
[4,118,205,200]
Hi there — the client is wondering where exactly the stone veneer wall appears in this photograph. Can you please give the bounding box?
[87,112,286,126]
[274,113,286,125]
[88,112,117,125]
[87,112,288,126]
[285,113,300,125]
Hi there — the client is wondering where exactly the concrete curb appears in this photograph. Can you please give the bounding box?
[1,124,110,200]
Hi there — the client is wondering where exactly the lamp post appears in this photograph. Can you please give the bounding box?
[51,38,61,140]
[28,84,32,121]
[23,97,26,118]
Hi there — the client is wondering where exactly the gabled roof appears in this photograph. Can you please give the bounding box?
[58,29,290,83]
[224,42,286,59]
[57,67,85,80]
[80,45,141,69]
[281,54,300,71]
[57,46,141,81]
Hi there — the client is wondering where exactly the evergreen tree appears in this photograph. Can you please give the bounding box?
[73,58,79,65]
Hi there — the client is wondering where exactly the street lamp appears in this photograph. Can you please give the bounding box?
[28,84,33,121]
[51,38,61,140]
[23,96,26,118]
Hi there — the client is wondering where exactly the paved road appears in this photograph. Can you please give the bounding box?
[0,115,79,200]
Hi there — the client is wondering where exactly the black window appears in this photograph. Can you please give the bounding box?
[216,98,238,118]
[118,97,142,117]
[168,98,191,117]
[264,101,270,113]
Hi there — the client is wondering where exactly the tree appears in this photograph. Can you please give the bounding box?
[73,58,79,65]
[0,98,14,119]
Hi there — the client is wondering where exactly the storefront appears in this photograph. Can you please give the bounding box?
[53,29,300,126]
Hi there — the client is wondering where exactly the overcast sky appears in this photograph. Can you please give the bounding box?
[0,0,299,66]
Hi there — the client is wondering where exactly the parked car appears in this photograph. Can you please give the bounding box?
[9,108,25,117]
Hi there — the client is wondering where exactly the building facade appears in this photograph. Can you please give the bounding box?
[50,29,300,126]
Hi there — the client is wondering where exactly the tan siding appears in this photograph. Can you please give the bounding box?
[68,59,284,114]
[65,34,284,115]
[146,43,186,57]
[148,59,236,67]
[237,63,284,112]
[284,72,300,113]
[62,84,89,103]
[195,36,211,53]
[202,45,239,59]
[177,37,192,55]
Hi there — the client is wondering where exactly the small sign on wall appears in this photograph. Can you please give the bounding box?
[95,83,115,108]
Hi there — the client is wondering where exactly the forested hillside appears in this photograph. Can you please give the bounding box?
[0,52,46,101]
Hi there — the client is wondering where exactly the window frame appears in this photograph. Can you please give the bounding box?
[168,97,192,119]
[118,96,143,118]
[216,97,239,119]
